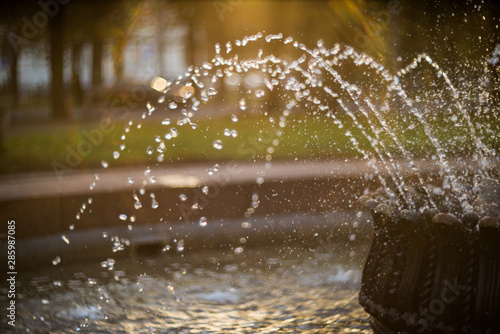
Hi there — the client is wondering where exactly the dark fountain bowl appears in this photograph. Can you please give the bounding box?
[358,180,500,334]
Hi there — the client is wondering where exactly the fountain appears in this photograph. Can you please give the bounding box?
[4,32,498,332]
[78,34,497,333]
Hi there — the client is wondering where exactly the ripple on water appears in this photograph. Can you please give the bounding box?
[8,244,372,333]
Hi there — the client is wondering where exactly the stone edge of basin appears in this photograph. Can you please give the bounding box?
[0,210,373,270]
[0,159,379,239]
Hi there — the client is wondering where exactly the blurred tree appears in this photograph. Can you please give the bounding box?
[70,41,84,106]
[64,0,143,115]
[64,1,90,109]
[48,6,67,119]
[0,0,499,121]
[2,27,20,111]
[0,2,40,113]
[109,1,140,84]
[91,32,104,89]
[73,1,118,90]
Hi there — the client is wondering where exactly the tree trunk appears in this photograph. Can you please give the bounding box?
[113,37,125,84]
[71,42,84,106]
[49,7,67,120]
[6,37,19,111]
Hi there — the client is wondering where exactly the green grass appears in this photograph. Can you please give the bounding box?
[0,113,352,174]
[0,110,497,175]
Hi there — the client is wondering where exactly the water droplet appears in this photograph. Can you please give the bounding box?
[183,90,193,100]
[69,224,74,230]
[231,114,238,122]
[234,247,244,254]
[162,118,171,125]
[134,201,142,210]
[224,128,231,136]
[101,161,108,168]
[150,176,157,184]
[146,146,153,155]
[207,164,220,175]
[239,98,247,110]
[101,258,115,270]
[158,96,165,103]
[199,217,208,227]
[202,186,209,194]
[208,87,218,96]
[169,102,178,109]
[213,140,223,150]
[162,245,171,252]
[52,256,61,266]
[130,215,136,223]
[41,298,50,304]
[265,33,283,42]
[152,199,159,209]
[176,239,185,252]
[179,194,187,201]
[144,166,151,175]
[242,222,251,228]
[61,235,70,244]
[265,78,273,91]
[255,89,265,98]
[76,213,80,220]
[119,214,127,221]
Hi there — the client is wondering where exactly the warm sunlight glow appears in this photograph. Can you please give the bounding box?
[151,76,168,92]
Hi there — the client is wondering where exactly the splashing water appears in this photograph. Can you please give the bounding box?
[74,33,499,252]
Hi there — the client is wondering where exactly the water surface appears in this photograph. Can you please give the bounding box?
[4,242,372,333]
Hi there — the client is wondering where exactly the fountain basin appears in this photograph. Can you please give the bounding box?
[359,197,500,333]
[1,158,480,269]
[1,159,381,269]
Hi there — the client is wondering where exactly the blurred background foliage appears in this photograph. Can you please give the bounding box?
[0,0,498,173]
